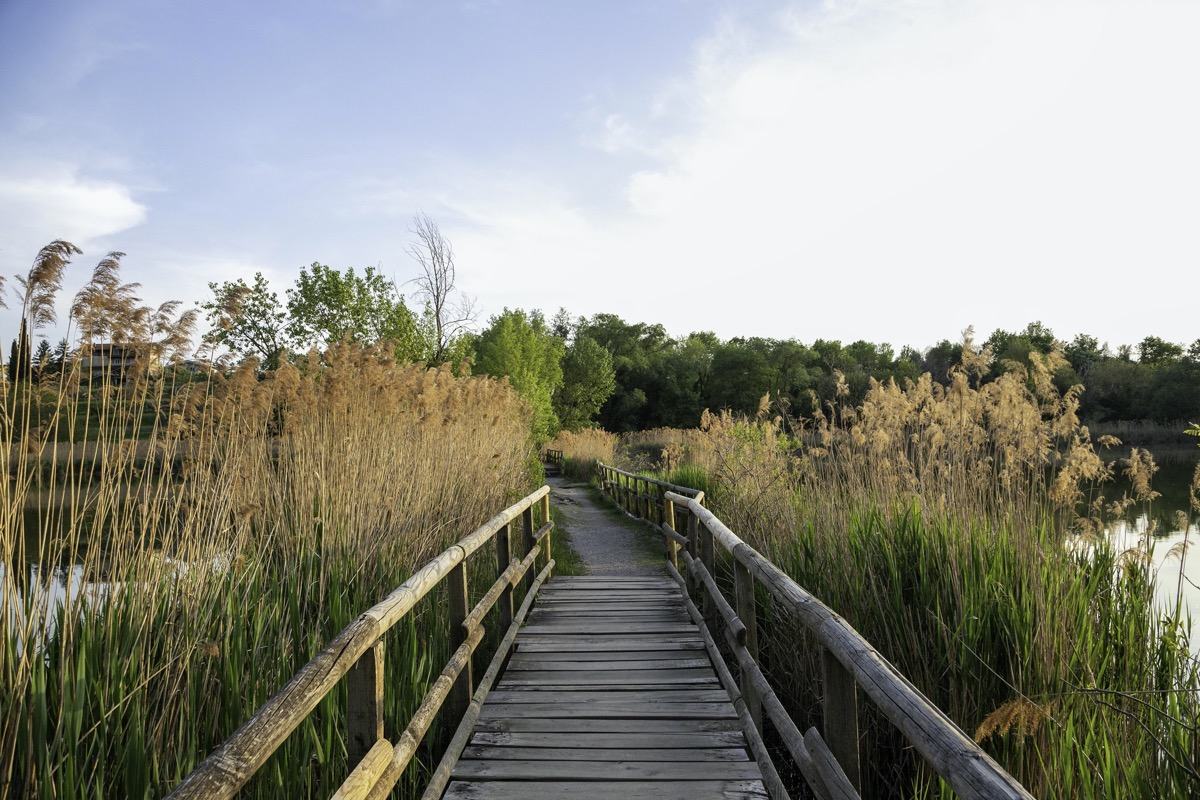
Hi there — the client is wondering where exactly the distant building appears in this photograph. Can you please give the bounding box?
[79,344,142,383]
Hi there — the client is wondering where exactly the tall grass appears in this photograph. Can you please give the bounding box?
[1,342,538,798]
[691,346,1200,798]
[546,428,616,482]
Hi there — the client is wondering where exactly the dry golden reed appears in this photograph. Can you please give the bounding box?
[1,340,536,797]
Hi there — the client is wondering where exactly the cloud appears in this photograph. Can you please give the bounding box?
[0,163,148,263]
[447,0,1200,348]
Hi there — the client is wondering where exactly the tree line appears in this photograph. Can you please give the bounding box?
[6,233,1198,437]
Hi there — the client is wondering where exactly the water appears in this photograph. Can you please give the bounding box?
[1096,449,1200,644]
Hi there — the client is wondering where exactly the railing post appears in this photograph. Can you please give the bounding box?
[822,647,861,794]
[496,522,513,631]
[663,496,678,572]
[699,519,717,634]
[686,506,699,601]
[541,493,552,576]
[656,484,665,526]
[522,505,536,593]
[734,561,761,733]
[346,638,384,766]
[448,561,473,721]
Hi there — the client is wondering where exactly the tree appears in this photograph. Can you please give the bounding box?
[32,339,51,377]
[7,318,32,384]
[201,272,291,368]
[407,213,476,364]
[474,309,564,440]
[1137,336,1184,368]
[554,335,616,430]
[286,263,420,358]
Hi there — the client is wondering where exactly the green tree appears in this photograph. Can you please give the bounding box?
[577,314,673,431]
[201,272,291,368]
[554,335,616,430]
[7,318,32,384]
[286,263,420,358]
[32,338,51,377]
[474,309,565,440]
[1137,335,1184,368]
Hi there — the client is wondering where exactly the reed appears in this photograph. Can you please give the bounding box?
[690,345,1200,797]
[547,427,617,482]
[1,341,538,798]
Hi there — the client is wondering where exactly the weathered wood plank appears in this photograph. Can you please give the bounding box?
[515,637,704,651]
[460,746,750,762]
[495,668,718,686]
[442,779,768,800]
[477,701,738,719]
[508,647,705,662]
[519,623,698,635]
[451,760,764,781]
[506,658,711,671]
[468,730,748,749]
[484,689,732,704]
[472,717,744,733]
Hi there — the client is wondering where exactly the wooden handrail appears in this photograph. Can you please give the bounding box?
[169,485,554,800]
[593,462,1030,800]
[659,488,1033,800]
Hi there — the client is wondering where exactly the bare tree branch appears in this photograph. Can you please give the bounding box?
[405,213,476,363]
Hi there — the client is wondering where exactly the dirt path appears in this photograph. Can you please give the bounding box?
[546,475,665,575]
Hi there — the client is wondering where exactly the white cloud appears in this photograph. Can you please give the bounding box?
[448,0,1200,348]
[0,163,148,263]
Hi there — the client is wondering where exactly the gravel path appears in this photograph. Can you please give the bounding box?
[547,475,665,575]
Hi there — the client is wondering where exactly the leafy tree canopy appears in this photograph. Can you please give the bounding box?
[474,308,565,440]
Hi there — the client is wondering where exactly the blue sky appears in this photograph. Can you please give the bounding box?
[2,0,1198,356]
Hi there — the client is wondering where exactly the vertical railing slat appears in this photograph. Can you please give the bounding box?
[823,647,861,794]
[448,562,473,722]
[734,561,762,733]
[346,639,385,767]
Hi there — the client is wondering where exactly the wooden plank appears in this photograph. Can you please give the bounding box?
[460,746,750,762]
[451,760,764,781]
[508,648,706,662]
[515,637,704,652]
[500,681,723,693]
[468,731,749,749]
[519,623,698,635]
[506,658,711,671]
[477,701,738,719]
[442,779,769,800]
[495,668,718,686]
[484,689,732,704]
[473,717,743,733]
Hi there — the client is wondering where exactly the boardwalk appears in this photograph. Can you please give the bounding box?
[443,575,768,799]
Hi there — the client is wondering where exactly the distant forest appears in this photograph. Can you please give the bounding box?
[561,315,1200,433]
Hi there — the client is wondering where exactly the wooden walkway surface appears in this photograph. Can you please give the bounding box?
[443,574,769,799]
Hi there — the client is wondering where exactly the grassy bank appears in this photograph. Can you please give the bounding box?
[1,343,540,798]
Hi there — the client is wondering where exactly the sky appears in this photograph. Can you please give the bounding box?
[1,0,1198,356]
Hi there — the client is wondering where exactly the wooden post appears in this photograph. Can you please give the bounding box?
[686,507,699,602]
[734,561,761,733]
[496,523,513,631]
[822,646,861,794]
[699,520,717,635]
[448,562,472,722]
[656,484,665,526]
[346,638,384,766]
[522,506,536,593]
[663,497,678,571]
[540,493,552,576]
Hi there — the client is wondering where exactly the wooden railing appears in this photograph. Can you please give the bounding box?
[597,462,1032,800]
[169,486,554,800]
[596,462,704,524]
[543,448,564,466]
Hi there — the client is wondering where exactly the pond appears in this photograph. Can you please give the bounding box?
[1094,448,1200,643]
